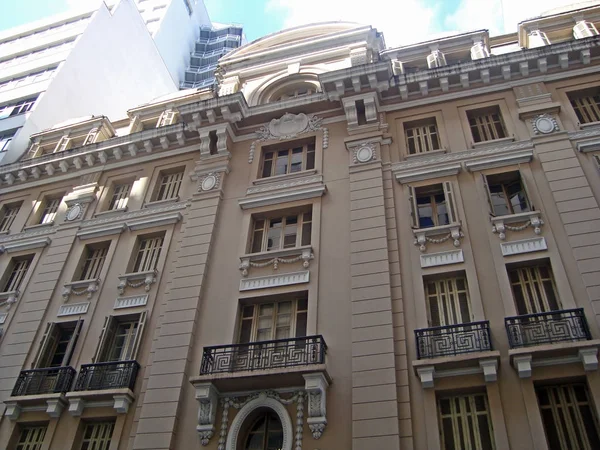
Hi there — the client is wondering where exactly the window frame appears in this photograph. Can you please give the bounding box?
[32,319,83,369]
[0,201,22,233]
[131,233,164,273]
[152,167,185,202]
[76,242,109,281]
[466,105,508,143]
[93,312,147,363]
[14,424,48,450]
[259,137,316,179]
[482,170,534,216]
[425,275,472,327]
[2,255,33,293]
[33,193,64,226]
[408,182,458,229]
[567,86,600,125]
[78,421,115,450]
[249,210,312,254]
[107,182,132,211]
[508,262,561,315]
[404,117,442,155]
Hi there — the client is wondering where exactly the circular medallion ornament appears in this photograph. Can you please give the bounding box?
[65,203,83,221]
[355,144,375,163]
[532,114,558,134]
[200,174,218,191]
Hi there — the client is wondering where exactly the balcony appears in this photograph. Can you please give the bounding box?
[505,308,600,378]
[412,321,499,388]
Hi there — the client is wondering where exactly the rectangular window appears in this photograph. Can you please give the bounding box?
[483,171,532,216]
[568,88,600,124]
[156,170,183,201]
[0,202,21,232]
[425,276,472,327]
[404,118,441,154]
[250,211,312,253]
[409,182,457,229]
[508,263,560,315]
[38,197,61,224]
[132,235,164,272]
[260,138,316,178]
[3,256,32,292]
[33,320,83,368]
[15,425,47,450]
[94,312,147,362]
[438,393,495,450]
[78,244,109,280]
[79,421,115,450]
[238,295,308,343]
[0,132,15,155]
[467,106,507,143]
[537,383,600,450]
[108,183,131,211]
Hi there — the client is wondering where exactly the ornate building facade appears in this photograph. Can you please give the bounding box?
[1,4,600,450]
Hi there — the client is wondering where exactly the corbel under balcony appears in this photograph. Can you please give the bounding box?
[5,394,68,421]
[62,279,100,302]
[0,291,19,309]
[413,223,463,252]
[414,352,501,389]
[66,388,135,416]
[117,270,157,295]
[239,246,314,277]
[491,211,543,240]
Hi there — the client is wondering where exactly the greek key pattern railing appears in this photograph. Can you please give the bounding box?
[200,335,327,375]
[73,360,140,391]
[415,321,492,359]
[505,308,591,349]
[11,366,76,396]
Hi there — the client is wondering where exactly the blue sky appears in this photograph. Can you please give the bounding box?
[1,0,596,46]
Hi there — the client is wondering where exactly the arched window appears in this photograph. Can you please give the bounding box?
[243,410,283,450]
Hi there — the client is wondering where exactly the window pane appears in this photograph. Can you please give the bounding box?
[306,144,315,170]
[267,219,282,251]
[290,147,303,173]
[275,151,289,176]
[283,216,298,248]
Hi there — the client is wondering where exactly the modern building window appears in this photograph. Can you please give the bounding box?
[438,393,495,450]
[250,211,312,253]
[155,170,184,201]
[239,296,308,343]
[409,182,457,229]
[37,196,62,225]
[243,411,284,450]
[2,256,32,293]
[425,275,472,327]
[260,138,316,178]
[537,383,600,450]
[15,425,47,450]
[77,243,109,280]
[0,202,21,232]
[568,88,600,124]
[404,118,441,154]
[94,312,147,362]
[483,171,532,216]
[79,421,115,450]
[0,97,37,119]
[0,132,15,157]
[508,263,560,315]
[467,106,507,143]
[132,235,164,273]
[33,320,83,368]
[108,183,132,211]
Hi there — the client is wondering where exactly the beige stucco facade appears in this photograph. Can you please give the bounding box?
[2,5,600,450]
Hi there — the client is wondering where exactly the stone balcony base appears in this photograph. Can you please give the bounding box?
[4,393,67,420]
[65,388,135,416]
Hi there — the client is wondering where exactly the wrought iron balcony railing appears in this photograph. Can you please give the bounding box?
[415,321,492,359]
[200,335,327,375]
[505,308,591,349]
[11,366,76,396]
[73,360,140,392]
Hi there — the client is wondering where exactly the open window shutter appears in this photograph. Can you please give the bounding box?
[83,128,98,146]
[62,319,84,367]
[443,181,458,224]
[481,173,495,216]
[130,311,147,361]
[518,168,535,211]
[93,316,116,363]
[54,136,71,153]
[593,154,600,171]
[408,185,419,228]
[32,322,58,368]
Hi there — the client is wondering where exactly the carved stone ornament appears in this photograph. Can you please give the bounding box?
[532,114,559,135]
[65,203,84,221]
[196,383,219,446]
[198,172,221,192]
[249,113,329,163]
[353,143,376,164]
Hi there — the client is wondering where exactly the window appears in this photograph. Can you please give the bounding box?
[94,313,147,362]
[483,171,532,216]
[108,183,131,211]
[155,170,183,201]
[537,383,600,450]
[250,211,312,253]
[15,425,47,450]
[425,276,472,327]
[37,196,62,225]
[0,132,15,156]
[508,263,560,315]
[275,86,315,101]
[78,244,109,280]
[404,118,441,155]
[568,88,600,124]
[132,235,164,272]
[438,393,495,450]
[239,296,307,343]
[0,202,21,232]
[2,256,32,293]
[79,421,115,450]
[260,138,315,178]
[243,411,284,450]
[408,182,457,229]
[467,106,507,143]
[0,97,37,119]
[33,320,83,368]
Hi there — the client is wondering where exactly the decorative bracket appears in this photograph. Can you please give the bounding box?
[196,383,219,446]
[117,270,157,295]
[491,212,543,240]
[239,247,314,277]
[579,348,599,371]
[416,366,435,388]
[513,355,532,378]
[0,291,19,310]
[413,224,463,252]
[303,372,329,439]
[62,279,100,301]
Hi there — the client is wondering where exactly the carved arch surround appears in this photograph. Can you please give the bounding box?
[249,67,326,106]
[226,396,293,450]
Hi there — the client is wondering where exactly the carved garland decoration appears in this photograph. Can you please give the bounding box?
[492,217,544,240]
[249,113,329,163]
[239,250,314,277]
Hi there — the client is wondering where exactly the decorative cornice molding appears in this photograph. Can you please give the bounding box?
[1,237,51,253]
[420,250,464,268]
[464,150,534,172]
[114,294,148,310]
[127,212,183,231]
[247,174,323,195]
[239,186,326,210]
[395,163,461,184]
[80,203,186,231]
[0,227,55,245]
[77,223,126,240]
[57,302,90,317]
[576,138,600,152]
[500,237,548,256]
[239,270,310,291]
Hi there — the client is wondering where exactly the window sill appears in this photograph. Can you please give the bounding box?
[252,169,317,186]
[63,279,100,301]
[94,207,128,218]
[579,121,600,130]
[0,230,9,235]
[0,290,19,308]
[23,221,54,231]
[117,270,158,295]
[239,245,314,277]
[144,197,179,209]
[491,211,543,240]
[472,136,515,149]
[405,148,447,159]
[412,223,463,253]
